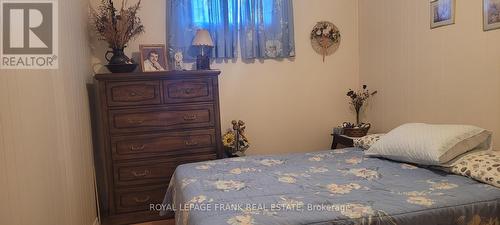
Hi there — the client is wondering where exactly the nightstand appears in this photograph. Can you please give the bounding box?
[331,134,355,149]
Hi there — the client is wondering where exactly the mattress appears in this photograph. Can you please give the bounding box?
[161,148,500,225]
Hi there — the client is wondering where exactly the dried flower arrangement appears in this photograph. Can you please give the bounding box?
[346,85,378,125]
[310,21,341,61]
[91,0,144,71]
[222,120,250,156]
[91,0,144,49]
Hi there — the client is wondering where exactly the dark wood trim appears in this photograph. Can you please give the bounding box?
[212,77,223,158]
[97,79,114,215]
[95,70,221,81]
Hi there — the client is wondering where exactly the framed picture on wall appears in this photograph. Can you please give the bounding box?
[139,44,168,72]
[484,0,500,31]
[430,0,456,29]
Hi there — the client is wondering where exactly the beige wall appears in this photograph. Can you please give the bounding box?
[3,0,499,224]
[90,0,360,154]
[359,0,500,147]
[0,0,97,224]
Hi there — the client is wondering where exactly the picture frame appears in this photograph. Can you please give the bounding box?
[484,0,500,31]
[139,44,168,72]
[430,0,456,29]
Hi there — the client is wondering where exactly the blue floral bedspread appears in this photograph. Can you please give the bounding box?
[161,148,500,225]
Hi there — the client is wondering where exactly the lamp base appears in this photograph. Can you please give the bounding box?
[196,55,210,70]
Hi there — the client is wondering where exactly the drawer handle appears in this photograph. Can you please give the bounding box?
[183,88,194,94]
[183,114,197,121]
[127,119,145,125]
[130,145,145,151]
[132,170,150,177]
[184,140,199,146]
[133,196,151,203]
[129,91,138,97]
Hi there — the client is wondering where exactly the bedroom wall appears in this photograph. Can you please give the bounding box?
[90,0,360,154]
[0,0,97,225]
[358,0,500,147]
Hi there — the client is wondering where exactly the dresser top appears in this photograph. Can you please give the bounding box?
[94,69,221,81]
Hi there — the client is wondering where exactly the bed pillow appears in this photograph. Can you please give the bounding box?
[365,123,492,166]
[447,150,500,188]
[353,134,385,150]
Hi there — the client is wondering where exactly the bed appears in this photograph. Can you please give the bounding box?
[161,148,500,225]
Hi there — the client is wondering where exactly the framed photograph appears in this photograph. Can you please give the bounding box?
[484,0,500,31]
[430,0,456,29]
[139,44,168,72]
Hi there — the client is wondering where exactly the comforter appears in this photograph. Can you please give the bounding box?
[161,148,500,225]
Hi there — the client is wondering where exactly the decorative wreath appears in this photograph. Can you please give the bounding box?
[310,21,341,62]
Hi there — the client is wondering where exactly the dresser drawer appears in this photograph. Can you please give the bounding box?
[163,78,214,104]
[115,185,167,214]
[106,81,162,106]
[113,154,217,187]
[111,130,217,160]
[109,104,215,134]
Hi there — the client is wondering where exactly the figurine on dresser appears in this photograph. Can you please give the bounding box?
[174,51,184,70]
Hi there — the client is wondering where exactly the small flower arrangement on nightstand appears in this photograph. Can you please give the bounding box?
[222,120,250,157]
[342,85,377,137]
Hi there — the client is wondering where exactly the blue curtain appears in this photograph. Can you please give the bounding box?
[239,0,295,59]
[168,0,238,59]
[168,0,295,60]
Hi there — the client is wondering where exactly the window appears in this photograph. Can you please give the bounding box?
[169,0,294,59]
[191,0,273,27]
[191,0,238,27]
[191,0,210,27]
[262,0,273,26]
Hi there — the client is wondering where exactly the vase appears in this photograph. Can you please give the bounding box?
[104,47,138,73]
[105,47,130,65]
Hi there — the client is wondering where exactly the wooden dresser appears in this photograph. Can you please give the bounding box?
[93,70,222,225]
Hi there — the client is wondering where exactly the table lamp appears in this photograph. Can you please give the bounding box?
[192,29,214,70]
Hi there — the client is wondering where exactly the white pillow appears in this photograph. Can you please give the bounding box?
[365,123,492,166]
